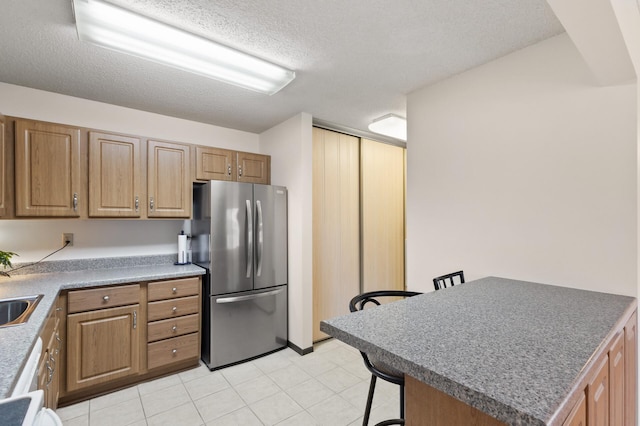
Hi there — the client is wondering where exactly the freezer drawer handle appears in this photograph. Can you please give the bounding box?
[216,288,284,304]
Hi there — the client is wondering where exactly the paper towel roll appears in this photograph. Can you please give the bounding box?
[178,233,187,264]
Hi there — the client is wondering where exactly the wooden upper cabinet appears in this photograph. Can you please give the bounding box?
[89,132,141,217]
[195,146,234,181]
[147,140,191,218]
[15,119,81,217]
[236,151,270,184]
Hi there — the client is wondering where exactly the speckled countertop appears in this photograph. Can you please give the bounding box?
[0,255,204,398]
[320,277,636,426]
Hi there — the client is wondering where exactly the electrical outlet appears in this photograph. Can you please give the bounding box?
[63,233,74,246]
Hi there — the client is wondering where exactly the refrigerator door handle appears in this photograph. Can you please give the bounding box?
[256,200,263,277]
[216,288,284,304]
[246,199,253,278]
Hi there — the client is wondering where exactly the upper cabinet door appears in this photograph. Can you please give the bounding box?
[147,140,191,218]
[15,119,81,217]
[89,132,141,218]
[195,146,235,181]
[236,152,270,184]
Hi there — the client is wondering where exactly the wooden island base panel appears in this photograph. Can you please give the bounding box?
[406,309,637,426]
[406,375,506,426]
[320,277,638,426]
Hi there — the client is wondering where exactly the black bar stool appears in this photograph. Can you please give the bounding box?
[432,270,465,290]
[349,290,421,426]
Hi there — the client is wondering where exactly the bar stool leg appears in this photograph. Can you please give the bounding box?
[363,375,377,426]
[399,384,404,419]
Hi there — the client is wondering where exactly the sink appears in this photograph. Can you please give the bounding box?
[0,295,43,327]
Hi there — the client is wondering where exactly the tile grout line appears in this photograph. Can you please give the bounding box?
[57,340,396,426]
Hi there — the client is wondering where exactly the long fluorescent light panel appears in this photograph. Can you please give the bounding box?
[72,0,295,95]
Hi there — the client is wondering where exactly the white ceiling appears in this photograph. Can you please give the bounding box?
[0,0,564,135]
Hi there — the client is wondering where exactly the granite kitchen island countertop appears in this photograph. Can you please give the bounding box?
[0,256,205,398]
[320,276,637,426]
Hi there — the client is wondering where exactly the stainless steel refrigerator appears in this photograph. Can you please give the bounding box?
[192,181,288,370]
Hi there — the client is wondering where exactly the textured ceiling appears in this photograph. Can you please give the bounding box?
[0,0,564,135]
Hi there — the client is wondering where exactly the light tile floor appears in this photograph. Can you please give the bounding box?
[56,339,401,426]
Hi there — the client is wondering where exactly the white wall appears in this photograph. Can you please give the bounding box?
[406,33,637,296]
[259,113,314,351]
[0,83,260,263]
[0,83,259,150]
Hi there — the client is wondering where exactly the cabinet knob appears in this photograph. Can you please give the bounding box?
[172,306,177,313]
[172,287,177,294]
[172,349,177,355]
[103,295,110,302]
[172,325,177,332]
[150,197,154,211]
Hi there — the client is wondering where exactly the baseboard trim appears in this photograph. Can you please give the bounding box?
[288,341,313,356]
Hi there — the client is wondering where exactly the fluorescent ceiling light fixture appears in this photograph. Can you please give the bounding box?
[72,0,295,95]
[368,114,407,141]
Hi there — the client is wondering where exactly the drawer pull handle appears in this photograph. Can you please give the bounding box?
[172,349,177,355]
[172,306,177,313]
[172,325,177,332]
[172,287,177,294]
[103,296,110,302]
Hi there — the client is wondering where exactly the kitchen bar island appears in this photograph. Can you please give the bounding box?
[320,277,637,426]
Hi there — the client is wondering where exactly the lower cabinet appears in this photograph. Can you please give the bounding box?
[146,277,201,370]
[37,299,62,409]
[59,276,202,405]
[66,304,140,392]
[563,391,586,426]
[586,355,609,425]
[562,309,637,426]
[624,312,637,426]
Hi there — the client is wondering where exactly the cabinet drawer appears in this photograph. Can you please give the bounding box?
[68,284,140,313]
[148,314,199,343]
[148,277,200,302]
[148,295,199,321]
[147,333,199,370]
